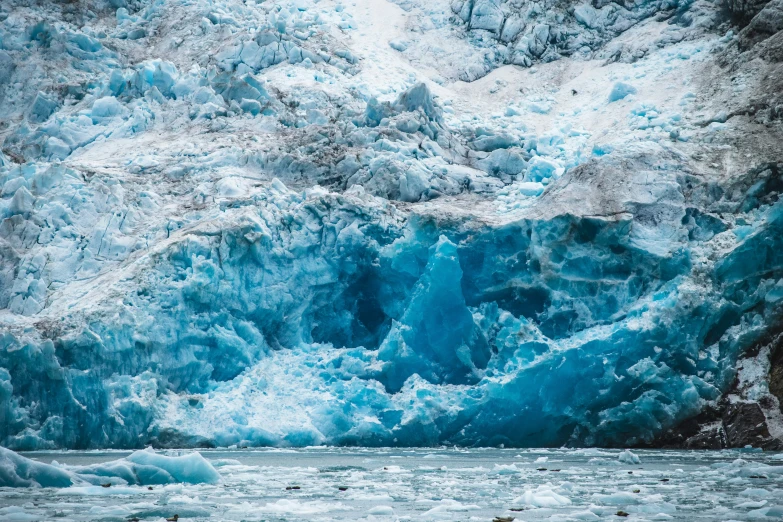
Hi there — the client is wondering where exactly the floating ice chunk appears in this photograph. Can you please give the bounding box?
[421,499,481,513]
[513,485,572,508]
[0,506,41,521]
[59,485,149,495]
[493,463,521,474]
[260,499,349,514]
[593,491,642,505]
[0,447,219,487]
[736,500,768,509]
[608,82,637,102]
[378,465,405,473]
[210,459,242,467]
[741,488,773,498]
[748,505,783,518]
[368,505,394,515]
[130,506,212,519]
[0,446,73,487]
[618,450,641,464]
[123,449,221,485]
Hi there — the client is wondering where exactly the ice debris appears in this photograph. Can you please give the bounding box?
[608,82,638,103]
[513,485,572,507]
[618,450,641,464]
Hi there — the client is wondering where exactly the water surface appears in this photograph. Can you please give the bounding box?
[2,447,783,520]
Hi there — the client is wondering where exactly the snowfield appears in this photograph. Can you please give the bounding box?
[0,0,782,450]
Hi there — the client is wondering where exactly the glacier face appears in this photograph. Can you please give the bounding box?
[0,0,782,450]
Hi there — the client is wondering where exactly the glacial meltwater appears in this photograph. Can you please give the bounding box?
[2,447,783,521]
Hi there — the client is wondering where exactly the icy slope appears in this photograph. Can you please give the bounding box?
[0,0,782,449]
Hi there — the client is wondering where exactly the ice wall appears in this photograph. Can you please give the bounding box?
[0,0,782,449]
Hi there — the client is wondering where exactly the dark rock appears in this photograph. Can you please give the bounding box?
[738,0,783,50]
[769,337,783,405]
[723,402,782,449]
[721,0,771,27]
[684,423,727,450]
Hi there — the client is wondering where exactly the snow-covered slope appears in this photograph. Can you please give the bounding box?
[0,0,782,449]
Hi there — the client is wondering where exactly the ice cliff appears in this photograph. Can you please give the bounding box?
[0,0,782,449]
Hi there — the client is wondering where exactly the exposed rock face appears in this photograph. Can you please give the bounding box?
[651,328,783,450]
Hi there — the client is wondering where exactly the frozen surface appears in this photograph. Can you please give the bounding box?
[0,0,782,450]
[1,447,783,520]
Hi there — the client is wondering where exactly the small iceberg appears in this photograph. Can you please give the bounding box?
[0,446,220,488]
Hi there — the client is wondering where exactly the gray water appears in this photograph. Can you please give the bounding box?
[2,447,783,521]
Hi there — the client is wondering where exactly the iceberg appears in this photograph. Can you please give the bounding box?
[0,447,219,488]
[0,446,74,488]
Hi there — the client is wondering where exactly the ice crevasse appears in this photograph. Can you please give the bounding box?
[0,0,782,450]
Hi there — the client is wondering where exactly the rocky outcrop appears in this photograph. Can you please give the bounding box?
[650,329,783,450]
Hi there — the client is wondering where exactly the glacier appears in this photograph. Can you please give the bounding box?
[0,0,782,452]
